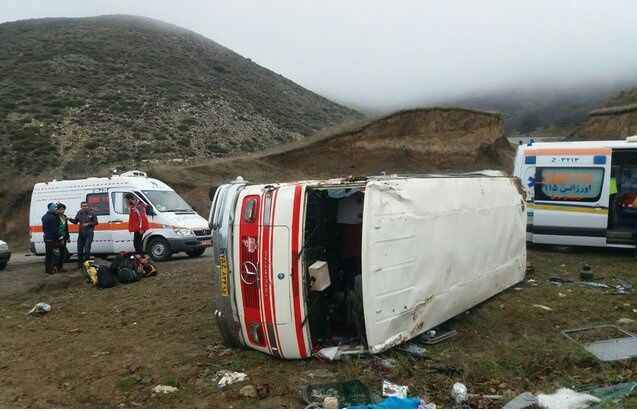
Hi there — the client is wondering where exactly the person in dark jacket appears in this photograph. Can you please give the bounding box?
[41,203,59,274]
[55,203,70,272]
[69,201,98,266]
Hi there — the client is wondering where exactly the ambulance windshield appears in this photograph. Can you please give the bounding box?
[143,190,193,212]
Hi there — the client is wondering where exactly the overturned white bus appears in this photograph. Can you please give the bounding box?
[209,173,527,359]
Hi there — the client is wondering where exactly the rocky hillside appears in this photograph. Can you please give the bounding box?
[572,104,637,140]
[567,88,637,140]
[0,15,362,177]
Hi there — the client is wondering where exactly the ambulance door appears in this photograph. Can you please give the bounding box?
[528,148,611,247]
[109,190,135,253]
[85,191,112,254]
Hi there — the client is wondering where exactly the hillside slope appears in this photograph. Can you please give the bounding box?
[151,107,512,217]
[0,15,362,177]
[1,107,511,244]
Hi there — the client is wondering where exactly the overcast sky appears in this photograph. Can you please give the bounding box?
[2,0,637,111]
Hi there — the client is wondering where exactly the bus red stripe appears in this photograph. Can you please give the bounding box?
[290,184,308,358]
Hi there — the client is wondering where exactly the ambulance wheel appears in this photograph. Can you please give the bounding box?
[147,237,172,261]
[186,248,206,258]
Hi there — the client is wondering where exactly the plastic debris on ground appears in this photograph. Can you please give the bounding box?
[301,380,371,408]
[532,304,553,311]
[216,370,248,388]
[451,382,468,405]
[502,392,537,409]
[382,380,408,398]
[536,388,600,409]
[152,385,179,394]
[348,396,424,409]
[582,381,637,408]
[28,302,51,315]
[398,342,428,358]
[323,396,339,409]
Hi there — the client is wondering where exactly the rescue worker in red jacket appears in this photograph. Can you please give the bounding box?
[126,194,149,255]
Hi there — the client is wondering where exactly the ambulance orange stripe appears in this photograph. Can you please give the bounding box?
[30,222,165,233]
[525,147,611,156]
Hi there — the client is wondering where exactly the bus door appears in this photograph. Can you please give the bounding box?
[527,148,611,246]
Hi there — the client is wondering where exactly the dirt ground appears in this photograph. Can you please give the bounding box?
[1,246,636,408]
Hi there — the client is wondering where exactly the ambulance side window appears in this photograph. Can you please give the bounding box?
[111,192,133,215]
[534,167,604,203]
[86,193,110,215]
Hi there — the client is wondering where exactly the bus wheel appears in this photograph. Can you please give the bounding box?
[147,237,172,261]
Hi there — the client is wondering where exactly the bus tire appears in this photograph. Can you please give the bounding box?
[147,237,172,261]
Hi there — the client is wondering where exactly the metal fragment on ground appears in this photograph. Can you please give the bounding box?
[562,325,637,362]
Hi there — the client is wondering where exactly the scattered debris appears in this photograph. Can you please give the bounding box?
[91,351,110,358]
[322,396,339,409]
[502,392,537,409]
[562,325,637,361]
[617,318,635,325]
[255,384,271,399]
[526,263,535,275]
[371,356,397,371]
[558,292,566,298]
[536,388,600,409]
[398,342,427,358]
[216,370,248,388]
[27,302,51,315]
[532,304,553,312]
[615,279,633,294]
[301,380,371,408]
[417,329,457,345]
[349,397,424,409]
[579,265,594,281]
[584,381,637,407]
[548,276,574,284]
[579,281,610,289]
[239,385,258,398]
[382,380,408,398]
[152,385,179,394]
[451,382,468,405]
[514,287,523,291]
[316,345,366,361]
[305,369,336,379]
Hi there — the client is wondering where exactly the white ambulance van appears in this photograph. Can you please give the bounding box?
[209,173,527,359]
[513,137,637,248]
[29,171,211,260]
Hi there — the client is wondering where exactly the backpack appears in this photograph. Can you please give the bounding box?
[97,265,116,289]
[82,260,99,286]
[116,267,140,284]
